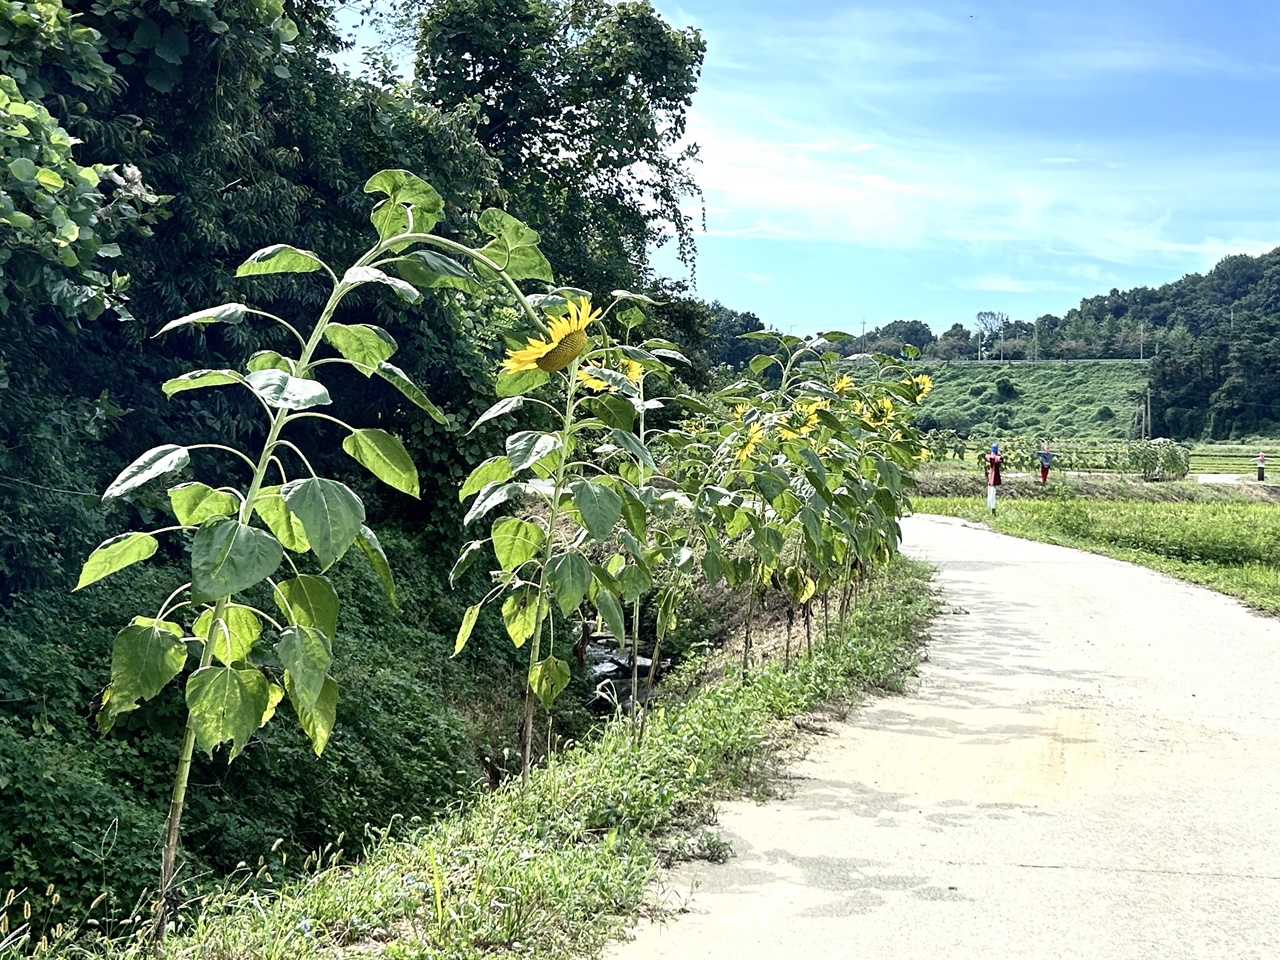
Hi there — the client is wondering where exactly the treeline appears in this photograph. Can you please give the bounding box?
[826,249,1280,440]
[0,0,726,926]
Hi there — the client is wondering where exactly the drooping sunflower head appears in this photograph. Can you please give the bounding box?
[910,373,934,401]
[735,422,764,463]
[832,374,855,398]
[576,356,645,392]
[779,398,826,440]
[501,296,600,374]
[733,402,752,421]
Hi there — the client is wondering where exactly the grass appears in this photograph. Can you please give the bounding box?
[913,493,1280,616]
[3,559,937,960]
[1188,443,1276,475]
[915,360,1148,440]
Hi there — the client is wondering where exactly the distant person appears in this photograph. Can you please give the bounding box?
[1256,451,1267,482]
[984,443,1003,516]
[1036,443,1056,485]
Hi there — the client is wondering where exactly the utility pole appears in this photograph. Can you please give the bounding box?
[1147,387,1152,440]
[860,318,866,354]
[1140,321,1144,361]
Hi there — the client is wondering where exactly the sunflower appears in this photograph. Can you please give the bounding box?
[577,356,644,392]
[502,297,599,374]
[735,422,764,463]
[868,396,896,427]
[733,402,752,420]
[779,398,827,440]
[911,373,934,400]
[832,374,855,398]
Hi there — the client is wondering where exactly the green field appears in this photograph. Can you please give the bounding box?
[1188,444,1276,475]
[914,361,1149,440]
[914,495,1280,616]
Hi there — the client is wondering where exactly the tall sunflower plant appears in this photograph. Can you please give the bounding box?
[451,292,689,782]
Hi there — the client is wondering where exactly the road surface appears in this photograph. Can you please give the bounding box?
[606,515,1280,960]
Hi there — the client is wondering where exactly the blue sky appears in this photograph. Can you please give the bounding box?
[334,1,1280,336]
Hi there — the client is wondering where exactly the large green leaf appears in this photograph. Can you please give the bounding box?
[460,456,513,501]
[75,532,158,590]
[501,588,540,648]
[236,244,327,277]
[374,361,447,423]
[285,673,338,756]
[594,587,626,645]
[496,367,549,398]
[186,666,270,759]
[342,266,421,303]
[282,478,365,571]
[491,517,544,572]
[584,395,635,431]
[619,489,647,541]
[275,625,332,711]
[103,444,189,500]
[506,431,562,473]
[169,482,239,526]
[245,370,332,410]
[323,323,397,371]
[354,525,396,607]
[161,368,243,398]
[363,169,443,233]
[193,605,262,666]
[528,655,571,711]
[247,350,295,375]
[471,396,523,432]
[275,575,339,640]
[190,519,284,603]
[154,302,246,336]
[342,429,419,497]
[450,539,485,586]
[571,480,622,543]
[547,553,591,616]
[609,428,655,470]
[463,481,523,527]
[454,603,481,656]
[475,208,554,282]
[254,486,310,552]
[97,618,187,731]
[392,249,481,294]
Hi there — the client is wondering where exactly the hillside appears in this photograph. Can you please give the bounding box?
[914,361,1150,441]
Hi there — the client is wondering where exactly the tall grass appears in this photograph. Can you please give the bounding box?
[915,496,1280,615]
[3,560,936,960]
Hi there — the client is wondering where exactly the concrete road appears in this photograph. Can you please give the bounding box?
[606,515,1280,960]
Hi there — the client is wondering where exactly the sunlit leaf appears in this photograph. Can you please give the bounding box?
[75,532,158,590]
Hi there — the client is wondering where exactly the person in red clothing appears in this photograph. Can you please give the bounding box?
[984,443,1003,515]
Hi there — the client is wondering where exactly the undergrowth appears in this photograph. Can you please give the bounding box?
[1,558,937,960]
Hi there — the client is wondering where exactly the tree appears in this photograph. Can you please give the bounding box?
[974,310,1007,360]
[411,0,706,295]
[928,323,972,361]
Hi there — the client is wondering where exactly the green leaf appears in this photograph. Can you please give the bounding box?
[354,525,397,607]
[246,350,295,375]
[374,361,447,423]
[363,169,444,233]
[103,444,190,500]
[619,490,647,541]
[616,560,652,602]
[501,588,540,648]
[274,575,339,641]
[463,481,523,526]
[153,302,247,336]
[529,655,571,711]
[547,553,591,616]
[392,249,481,294]
[285,673,338,756]
[341,429,419,497]
[496,366,550,398]
[75,532,158,590]
[162,368,243,398]
[584,395,635,431]
[475,208,554,282]
[749,355,778,376]
[187,666,270,759]
[370,199,411,244]
[191,519,284,603]
[323,323,397,372]
[282,478,365,571]
[7,157,35,181]
[491,517,543,572]
[450,539,485,586]
[193,605,262,665]
[276,625,333,711]
[454,603,481,656]
[571,480,622,543]
[506,431,562,473]
[342,266,421,303]
[609,429,656,470]
[594,587,626,645]
[471,396,523,432]
[460,456,513,501]
[236,244,327,277]
[169,482,239,525]
[254,486,310,553]
[245,369,332,410]
[97,619,187,731]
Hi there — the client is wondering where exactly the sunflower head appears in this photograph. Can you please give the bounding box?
[910,373,934,400]
[501,296,600,375]
[576,355,645,392]
[733,402,752,420]
[735,422,764,463]
[832,374,855,398]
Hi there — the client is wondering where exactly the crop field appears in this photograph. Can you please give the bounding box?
[914,496,1280,615]
[1188,444,1277,475]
